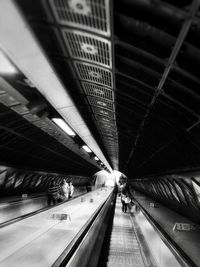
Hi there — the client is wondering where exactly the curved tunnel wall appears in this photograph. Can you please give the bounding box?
[130,172,200,224]
[0,164,93,197]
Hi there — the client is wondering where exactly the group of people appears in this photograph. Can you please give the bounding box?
[47,179,74,206]
[121,192,132,213]
[118,175,137,214]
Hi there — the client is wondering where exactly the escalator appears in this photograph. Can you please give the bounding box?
[58,190,194,267]
[4,188,191,267]
[57,191,155,267]
[97,196,152,267]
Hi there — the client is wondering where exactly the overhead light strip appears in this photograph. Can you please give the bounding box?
[52,118,76,136]
[82,145,92,153]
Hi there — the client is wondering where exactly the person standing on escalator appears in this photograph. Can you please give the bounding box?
[62,179,70,200]
[69,181,74,199]
[121,193,126,212]
[47,180,61,205]
[124,193,131,213]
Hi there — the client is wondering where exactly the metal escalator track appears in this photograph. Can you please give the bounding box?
[98,197,147,267]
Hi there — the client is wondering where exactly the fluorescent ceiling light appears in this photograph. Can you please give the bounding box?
[52,118,76,136]
[94,156,99,161]
[0,50,17,74]
[82,145,92,153]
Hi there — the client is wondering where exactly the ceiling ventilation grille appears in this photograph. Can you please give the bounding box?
[82,82,114,101]
[103,138,118,144]
[102,131,118,138]
[0,94,19,106]
[87,96,113,110]
[92,106,115,119]
[33,120,48,128]
[101,132,116,139]
[102,130,117,138]
[62,29,112,68]
[95,114,116,125]
[99,122,116,130]
[11,105,29,115]
[74,61,113,87]
[49,0,110,36]
[23,114,39,123]
[100,124,113,130]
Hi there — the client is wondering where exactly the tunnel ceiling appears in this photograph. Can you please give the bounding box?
[1,0,200,178]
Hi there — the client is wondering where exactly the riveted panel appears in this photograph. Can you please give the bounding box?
[62,29,112,68]
[49,0,110,36]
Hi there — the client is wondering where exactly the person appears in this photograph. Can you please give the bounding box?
[125,193,131,213]
[61,179,70,200]
[69,182,74,198]
[47,180,61,205]
[121,192,126,212]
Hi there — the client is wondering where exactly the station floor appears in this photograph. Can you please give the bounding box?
[0,188,111,267]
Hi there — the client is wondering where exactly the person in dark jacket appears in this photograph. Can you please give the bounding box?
[47,180,61,205]
[121,193,126,212]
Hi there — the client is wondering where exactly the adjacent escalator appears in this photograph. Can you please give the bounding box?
[97,196,148,267]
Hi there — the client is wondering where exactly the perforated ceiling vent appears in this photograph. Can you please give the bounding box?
[62,30,112,68]
[82,82,114,101]
[101,130,117,138]
[103,134,118,140]
[49,0,110,36]
[98,121,116,130]
[23,114,39,123]
[87,96,114,110]
[103,137,118,143]
[92,106,115,119]
[102,130,118,136]
[101,125,118,134]
[11,105,29,115]
[99,116,110,123]
[100,123,113,129]
[0,94,19,107]
[95,114,116,125]
[74,62,113,87]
